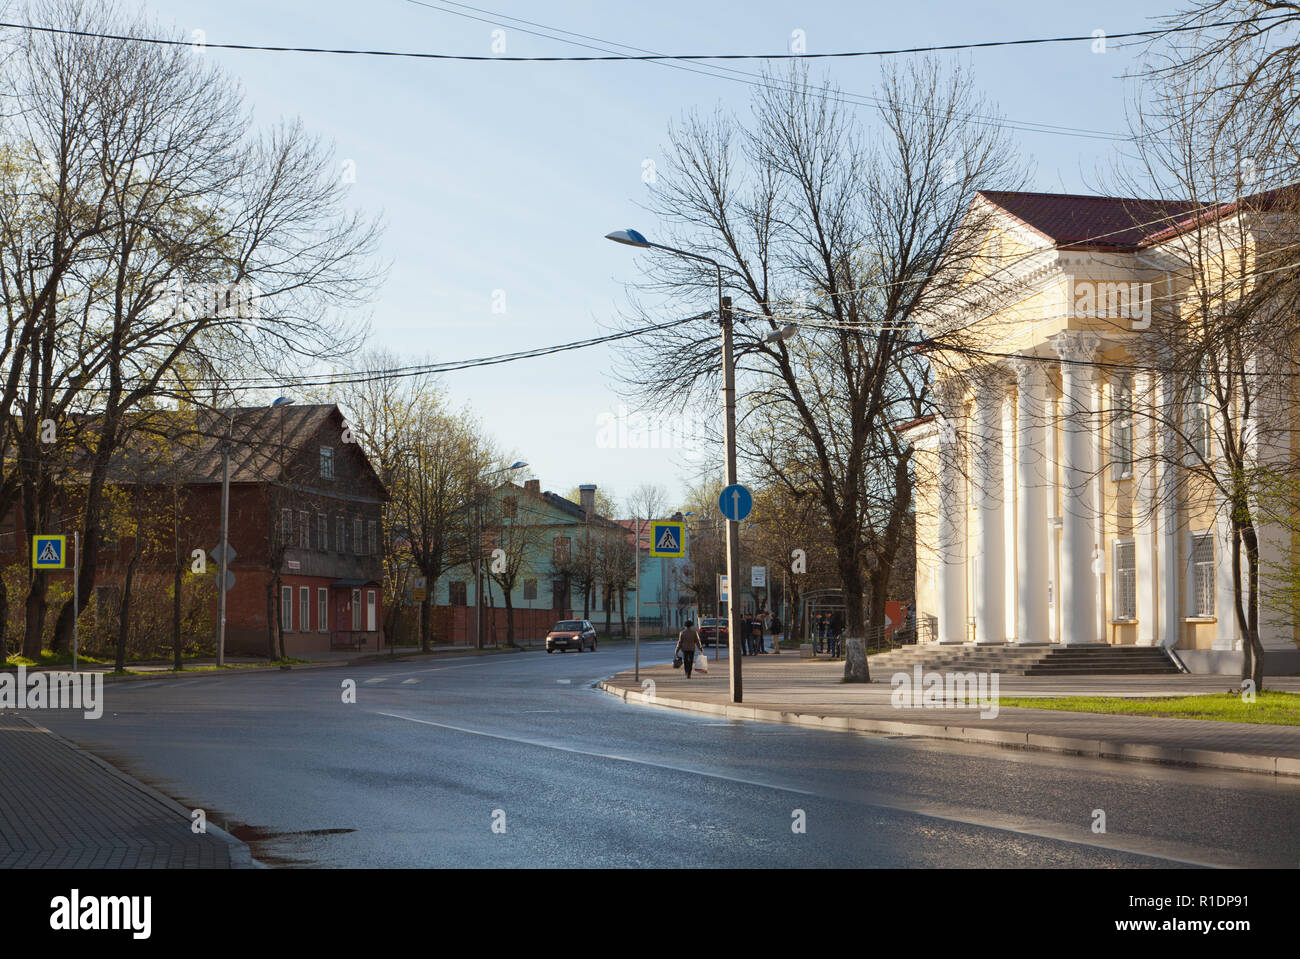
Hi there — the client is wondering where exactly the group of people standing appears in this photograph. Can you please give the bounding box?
[738,612,781,656]
[814,609,845,657]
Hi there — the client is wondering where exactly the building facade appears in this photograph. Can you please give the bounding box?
[908,190,1300,675]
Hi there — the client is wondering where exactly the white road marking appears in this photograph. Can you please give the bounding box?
[371,709,1240,868]
[363,678,387,685]
[401,679,420,685]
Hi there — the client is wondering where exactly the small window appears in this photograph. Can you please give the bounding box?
[318,513,328,551]
[299,586,310,631]
[299,510,310,549]
[553,537,571,564]
[523,579,538,601]
[354,518,364,555]
[1110,373,1133,480]
[318,588,329,632]
[1113,541,1136,620]
[336,516,345,553]
[449,581,468,606]
[351,588,362,630]
[320,447,335,479]
[502,497,518,519]
[1188,381,1211,461]
[1191,532,1215,617]
[280,509,293,547]
[368,520,378,557]
[281,586,293,631]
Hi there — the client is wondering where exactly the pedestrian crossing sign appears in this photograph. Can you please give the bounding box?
[649,521,685,558]
[32,535,65,569]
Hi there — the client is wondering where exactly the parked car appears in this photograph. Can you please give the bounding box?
[698,617,728,648]
[546,619,598,653]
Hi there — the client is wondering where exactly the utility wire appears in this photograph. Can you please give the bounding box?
[0,12,1286,62]
[401,0,1128,142]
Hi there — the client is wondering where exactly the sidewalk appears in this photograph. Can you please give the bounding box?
[0,713,253,868]
[598,655,1300,778]
[4,642,529,681]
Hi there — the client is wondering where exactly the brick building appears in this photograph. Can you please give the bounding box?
[3,403,387,657]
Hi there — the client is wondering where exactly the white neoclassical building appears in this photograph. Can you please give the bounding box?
[907,190,1300,675]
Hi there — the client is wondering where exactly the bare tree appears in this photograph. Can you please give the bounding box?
[615,59,1023,680]
[1116,50,1300,689]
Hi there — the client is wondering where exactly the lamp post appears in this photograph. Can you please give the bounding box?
[606,229,743,703]
[217,396,294,668]
[476,461,527,650]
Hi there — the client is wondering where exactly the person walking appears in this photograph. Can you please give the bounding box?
[771,614,783,654]
[676,620,703,679]
[830,609,844,658]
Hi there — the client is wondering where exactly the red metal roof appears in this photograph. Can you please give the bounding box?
[978,190,1202,251]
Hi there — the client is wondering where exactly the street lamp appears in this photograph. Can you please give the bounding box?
[606,228,744,703]
[217,396,294,668]
[477,461,528,649]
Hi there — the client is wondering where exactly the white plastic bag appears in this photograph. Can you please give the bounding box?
[696,652,709,674]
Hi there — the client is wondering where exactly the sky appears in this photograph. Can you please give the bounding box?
[133,0,1174,513]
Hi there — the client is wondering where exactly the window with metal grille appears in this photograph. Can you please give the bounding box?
[299,511,310,549]
[317,588,329,632]
[502,497,518,518]
[523,579,538,601]
[368,520,377,557]
[352,588,362,630]
[336,516,345,553]
[1113,540,1136,620]
[449,581,467,606]
[318,513,327,551]
[1110,374,1133,480]
[280,509,293,546]
[354,518,364,555]
[281,586,293,631]
[1188,381,1211,460]
[553,536,571,564]
[1191,533,1215,617]
[299,587,310,631]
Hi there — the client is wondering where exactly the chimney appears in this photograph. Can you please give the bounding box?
[578,484,597,519]
[524,479,540,495]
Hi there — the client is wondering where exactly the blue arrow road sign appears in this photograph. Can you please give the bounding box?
[718,484,753,522]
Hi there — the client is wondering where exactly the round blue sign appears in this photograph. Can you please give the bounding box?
[718,484,753,522]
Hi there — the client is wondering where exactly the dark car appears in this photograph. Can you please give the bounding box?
[698,617,728,648]
[546,619,597,653]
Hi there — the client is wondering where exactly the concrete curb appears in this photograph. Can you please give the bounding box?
[6,645,532,685]
[14,714,256,868]
[597,679,1300,779]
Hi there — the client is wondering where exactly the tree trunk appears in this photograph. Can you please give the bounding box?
[266,574,279,661]
[115,542,142,672]
[172,563,183,671]
[22,572,46,660]
[504,589,516,647]
[619,589,627,639]
[420,589,432,652]
[603,586,612,639]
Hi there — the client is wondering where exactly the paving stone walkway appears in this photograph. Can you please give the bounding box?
[600,655,1300,777]
[0,713,251,868]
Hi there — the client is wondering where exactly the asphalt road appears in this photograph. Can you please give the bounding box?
[32,642,1300,868]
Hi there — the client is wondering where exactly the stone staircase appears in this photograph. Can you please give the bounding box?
[868,643,1181,676]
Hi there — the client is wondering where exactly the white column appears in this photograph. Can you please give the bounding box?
[1155,369,1181,648]
[936,391,968,644]
[1002,391,1018,642]
[1052,331,1100,646]
[973,376,1006,645]
[1247,353,1293,653]
[1093,375,1108,643]
[1133,370,1158,645]
[1046,394,1060,643]
[1010,357,1050,644]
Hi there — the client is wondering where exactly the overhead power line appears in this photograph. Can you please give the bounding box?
[0,12,1288,63]
[175,310,714,392]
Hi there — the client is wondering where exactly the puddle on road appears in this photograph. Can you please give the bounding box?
[226,825,357,868]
